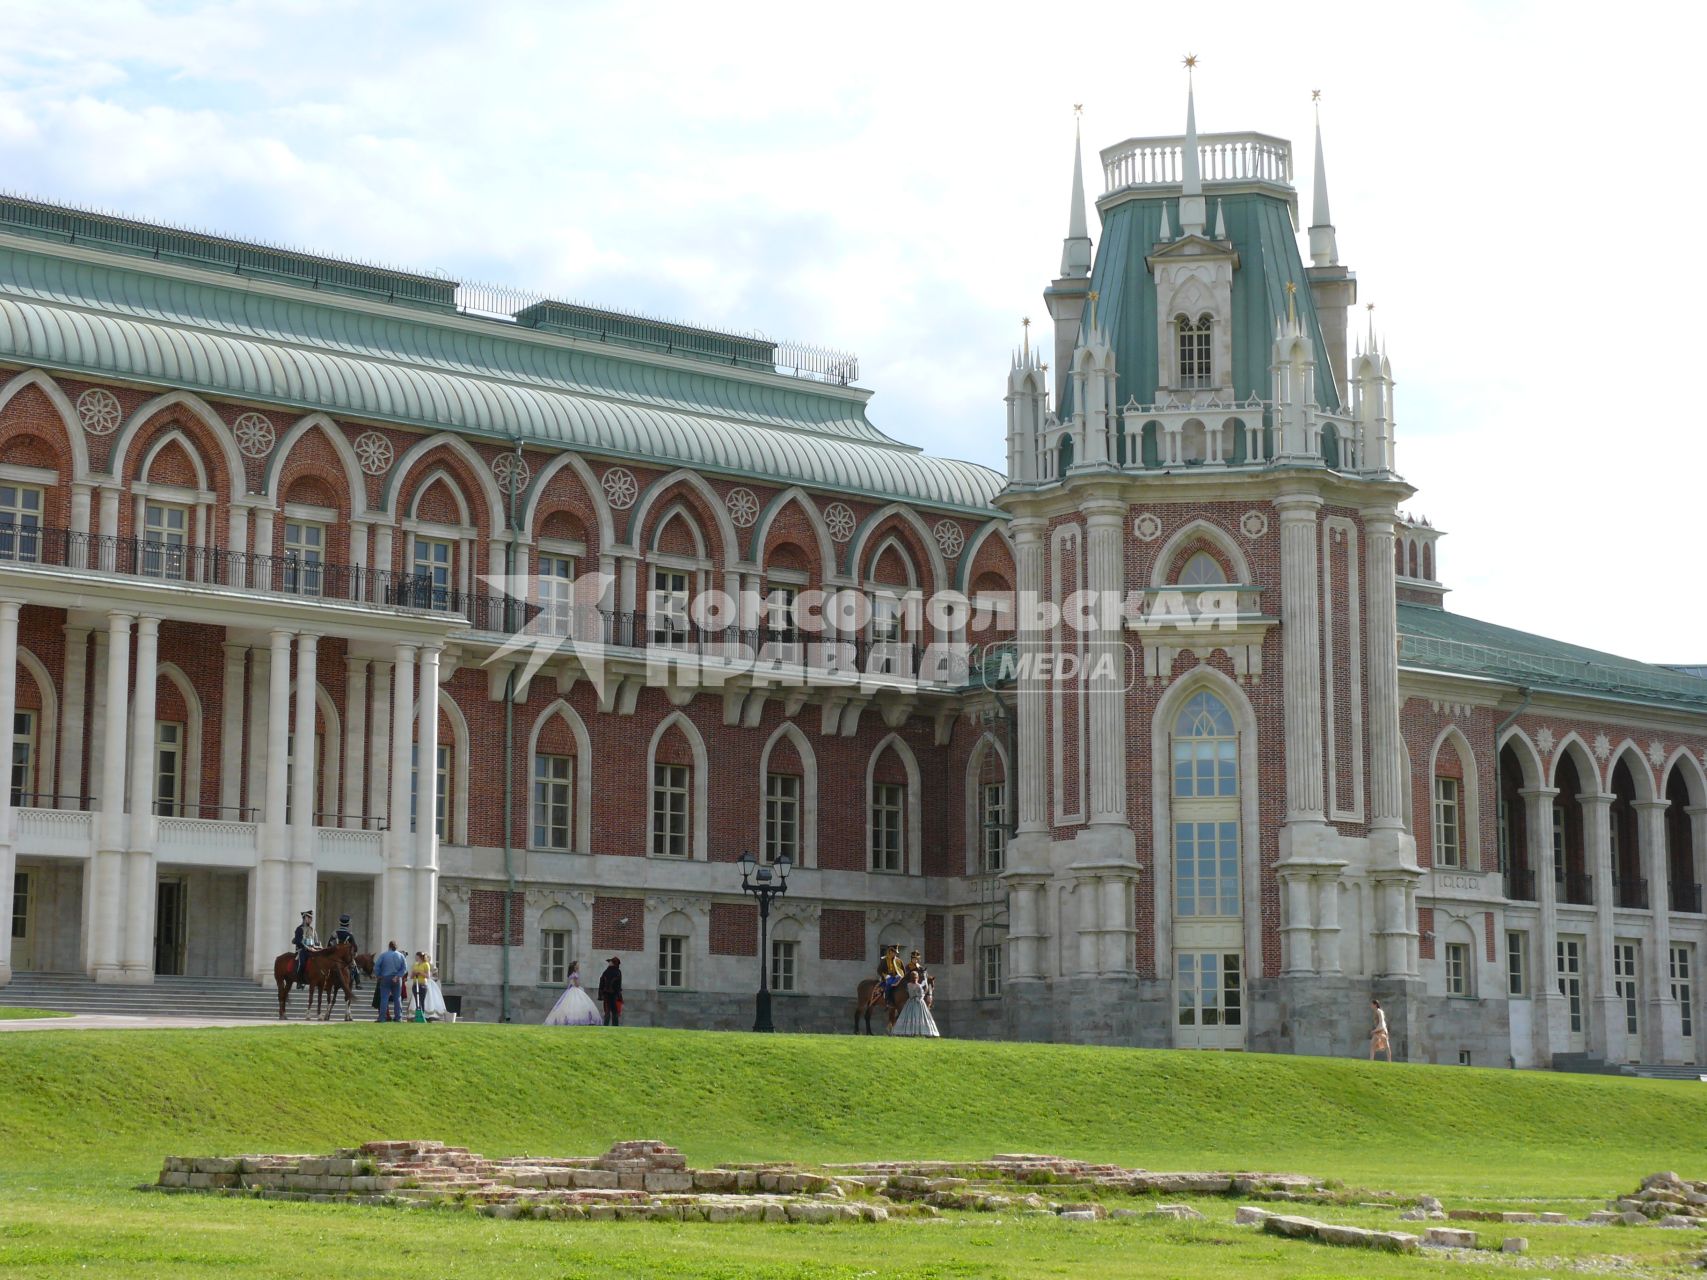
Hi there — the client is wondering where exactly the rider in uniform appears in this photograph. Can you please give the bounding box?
[329,914,359,988]
[291,910,319,989]
[876,943,905,1009]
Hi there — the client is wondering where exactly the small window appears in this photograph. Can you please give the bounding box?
[0,484,43,563]
[141,502,189,580]
[652,763,689,858]
[766,585,799,636]
[1433,777,1461,868]
[980,781,1008,873]
[155,721,183,818]
[410,742,450,839]
[283,520,325,596]
[764,773,799,863]
[658,934,687,989]
[1614,942,1639,1036]
[770,939,798,993]
[532,754,573,850]
[1177,314,1212,388]
[870,782,904,873]
[650,569,690,644]
[1445,941,1470,997]
[1176,550,1227,586]
[11,870,28,940]
[11,710,35,807]
[411,536,454,610]
[538,554,576,636]
[1672,946,1694,1041]
[1506,930,1528,997]
[540,928,572,985]
[978,941,1004,998]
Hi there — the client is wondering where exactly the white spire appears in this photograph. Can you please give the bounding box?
[1308,92,1340,267]
[1060,109,1093,279]
[1159,201,1172,242]
[1179,58,1206,236]
[1213,197,1225,240]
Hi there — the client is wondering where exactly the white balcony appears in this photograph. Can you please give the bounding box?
[1101,132,1293,195]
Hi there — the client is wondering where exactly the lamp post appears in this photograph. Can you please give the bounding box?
[737,849,790,1032]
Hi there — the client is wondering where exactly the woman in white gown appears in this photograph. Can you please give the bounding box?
[890,975,940,1038]
[420,954,448,1020]
[544,961,601,1026]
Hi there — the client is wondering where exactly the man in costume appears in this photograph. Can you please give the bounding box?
[597,956,623,1026]
[329,914,359,988]
[291,910,318,988]
[876,943,905,1009]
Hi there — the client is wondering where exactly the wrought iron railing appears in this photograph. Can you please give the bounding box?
[1561,872,1594,906]
[1614,875,1649,910]
[1672,881,1704,914]
[1503,867,1536,902]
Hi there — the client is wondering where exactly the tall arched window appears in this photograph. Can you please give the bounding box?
[1177,314,1212,388]
[1176,550,1227,587]
[1170,688,1243,1049]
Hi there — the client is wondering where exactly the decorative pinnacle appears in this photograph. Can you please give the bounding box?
[1022,316,1031,359]
[1183,53,1198,71]
[1073,103,1083,116]
[1087,290,1100,330]
[1285,280,1297,326]
[1312,89,1321,102]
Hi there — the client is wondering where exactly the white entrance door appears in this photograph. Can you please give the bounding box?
[1557,936,1587,1053]
[8,869,30,972]
[1175,950,1245,1049]
[1613,941,1640,1054]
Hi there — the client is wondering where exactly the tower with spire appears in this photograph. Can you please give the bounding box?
[996,64,1422,1057]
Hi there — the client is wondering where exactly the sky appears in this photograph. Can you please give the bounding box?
[1,0,1701,661]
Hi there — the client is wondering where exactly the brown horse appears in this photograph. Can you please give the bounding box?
[273,941,356,1021]
[854,972,934,1034]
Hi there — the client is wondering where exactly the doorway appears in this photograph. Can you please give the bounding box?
[154,878,187,975]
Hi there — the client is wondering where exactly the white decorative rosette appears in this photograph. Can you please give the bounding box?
[1133,512,1163,543]
[493,451,532,495]
[234,412,276,458]
[824,501,856,544]
[76,388,121,436]
[603,466,639,510]
[933,519,965,558]
[726,486,759,528]
[355,431,394,476]
[1239,510,1269,540]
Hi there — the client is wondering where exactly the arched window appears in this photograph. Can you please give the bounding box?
[1176,550,1227,587]
[1177,314,1212,388]
[1057,433,1074,474]
[1171,692,1238,917]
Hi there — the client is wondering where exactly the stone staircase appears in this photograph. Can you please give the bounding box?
[1620,1064,1707,1082]
[0,970,283,1020]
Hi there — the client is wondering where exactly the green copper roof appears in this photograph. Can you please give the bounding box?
[1063,192,1340,418]
[1398,602,1707,711]
[0,237,1003,513]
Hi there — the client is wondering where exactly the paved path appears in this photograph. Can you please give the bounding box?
[0,1013,365,1032]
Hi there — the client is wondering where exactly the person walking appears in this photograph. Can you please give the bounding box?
[597,956,623,1026]
[1369,998,1392,1062]
[373,940,408,1023]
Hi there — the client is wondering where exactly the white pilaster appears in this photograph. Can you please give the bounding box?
[1638,799,1680,1063]
[382,644,417,948]
[121,616,160,979]
[1581,791,1619,1061]
[251,508,275,590]
[1084,504,1128,829]
[90,611,132,980]
[413,644,442,952]
[1277,495,1325,824]
[250,628,292,981]
[343,657,367,827]
[1523,786,1563,1063]
[244,644,270,822]
[368,659,392,830]
[289,633,319,914]
[219,643,246,816]
[57,624,90,807]
[1011,518,1047,841]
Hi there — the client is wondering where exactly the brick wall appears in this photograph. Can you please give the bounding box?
[924,913,943,965]
[709,901,756,957]
[468,889,525,946]
[594,896,644,951]
[819,908,865,961]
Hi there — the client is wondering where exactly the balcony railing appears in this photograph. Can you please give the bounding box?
[1503,867,1536,902]
[1671,881,1703,914]
[1561,872,1594,906]
[1614,876,1650,910]
[1101,131,1292,194]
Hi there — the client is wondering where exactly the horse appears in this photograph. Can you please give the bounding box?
[272,941,357,1021]
[854,972,934,1034]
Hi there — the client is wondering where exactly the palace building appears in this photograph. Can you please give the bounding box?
[1,82,1704,1069]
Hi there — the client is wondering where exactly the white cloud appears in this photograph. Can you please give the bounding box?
[0,0,1701,659]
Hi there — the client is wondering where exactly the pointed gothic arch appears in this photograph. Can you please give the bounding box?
[647,710,709,861]
[380,431,505,533]
[962,732,1011,876]
[0,369,89,480]
[519,451,615,551]
[757,720,818,868]
[109,390,244,496]
[866,732,923,877]
[154,662,204,817]
[844,502,949,594]
[526,698,593,853]
[1148,518,1252,587]
[261,413,369,514]
[13,647,58,805]
[622,468,740,566]
[746,485,836,574]
[1428,724,1482,871]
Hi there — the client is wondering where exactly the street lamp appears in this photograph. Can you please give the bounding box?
[736,849,791,1032]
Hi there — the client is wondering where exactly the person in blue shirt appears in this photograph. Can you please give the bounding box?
[373,940,409,1022]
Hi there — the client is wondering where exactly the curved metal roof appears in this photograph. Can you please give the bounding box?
[0,243,1005,513]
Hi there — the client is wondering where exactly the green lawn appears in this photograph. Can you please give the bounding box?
[1,1024,1704,1278]
[0,1006,70,1019]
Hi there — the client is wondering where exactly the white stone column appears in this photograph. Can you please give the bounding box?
[121,616,160,979]
[413,645,442,952]
[218,643,247,816]
[289,633,319,914]
[381,644,416,948]
[251,509,275,590]
[1363,510,1407,834]
[1581,791,1619,1061]
[1100,875,1130,974]
[1281,874,1314,976]
[0,602,20,984]
[69,482,92,566]
[1076,876,1099,976]
[1638,799,1680,1063]
[88,630,108,811]
[372,525,395,604]
[1084,504,1128,830]
[1523,786,1563,1062]
[343,657,368,827]
[1011,518,1047,841]
[251,628,293,981]
[90,611,132,980]
[368,659,392,831]
[350,520,369,601]
[58,624,90,807]
[97,488,120,568]
[1276,495,1325,824]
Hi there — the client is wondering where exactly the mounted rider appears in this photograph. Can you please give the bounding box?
[329,914,359,987]
[291,910,319,988]
[876,943,905,1008]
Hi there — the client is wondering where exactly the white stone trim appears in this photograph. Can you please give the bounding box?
[866,731,922,877]
[646,711,709,862]
[526,698,594,855]
[1428,724,1481,871]
[757,720,818,869]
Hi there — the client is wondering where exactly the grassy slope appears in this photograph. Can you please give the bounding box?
[2,1024,1703,1198]
[0,1007,69,1019]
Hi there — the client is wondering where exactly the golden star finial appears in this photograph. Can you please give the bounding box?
[1088,290,1099,302]
[1311,89,1321,102]
[1073,103,1083,116]
[1183,53,1198,71]
[1285,281,1296,295]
